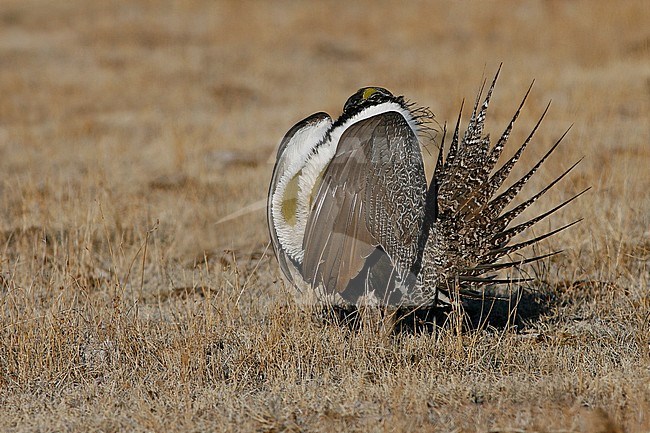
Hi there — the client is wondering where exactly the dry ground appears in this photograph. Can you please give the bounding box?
[1,1,649,432]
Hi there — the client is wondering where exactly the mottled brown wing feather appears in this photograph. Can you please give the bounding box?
[302,112,426,296]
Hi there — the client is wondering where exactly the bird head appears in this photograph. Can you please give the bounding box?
[342,87,396,115]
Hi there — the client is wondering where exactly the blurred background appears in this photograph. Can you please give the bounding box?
[0,0,648,266]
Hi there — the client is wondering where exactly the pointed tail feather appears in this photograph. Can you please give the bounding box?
[415,71,585,306]
[481,124,570,224]
[458,275,534,284]
[439,73,502,214]
[455,81,536,219]
[437,101,464,182]
[467,250,562,273]
[488,219,583,263]
[483,81,534,176]
[490,187,590,248]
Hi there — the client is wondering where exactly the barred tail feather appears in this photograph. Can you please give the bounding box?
[489,219,583,258]
[438,72,502,216]
[468,250,562,273]
[480,123,569,224]
[483,81,534,175]
[490,186,589,248]
[417,70,584,306]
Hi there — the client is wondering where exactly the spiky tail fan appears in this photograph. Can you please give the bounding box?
[415,67,588,306]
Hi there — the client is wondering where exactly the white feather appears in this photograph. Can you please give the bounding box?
[271,117,332,262]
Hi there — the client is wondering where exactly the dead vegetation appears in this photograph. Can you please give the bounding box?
[1,0,649,431]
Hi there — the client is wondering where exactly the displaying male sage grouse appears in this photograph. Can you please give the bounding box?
[268,69,586,310]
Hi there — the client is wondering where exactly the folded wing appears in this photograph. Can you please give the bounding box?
[302,112,427,302]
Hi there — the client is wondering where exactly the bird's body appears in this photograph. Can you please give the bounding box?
[268,72,585,309]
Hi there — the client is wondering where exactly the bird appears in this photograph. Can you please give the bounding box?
[267,68,586,310]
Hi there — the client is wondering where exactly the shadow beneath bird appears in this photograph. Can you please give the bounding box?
[456,286,557,330]
[318,285,557,335]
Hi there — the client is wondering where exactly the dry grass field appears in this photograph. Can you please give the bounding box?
[1,1,649,431]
